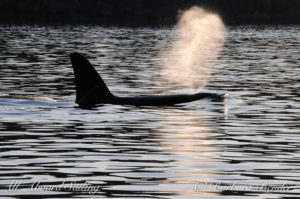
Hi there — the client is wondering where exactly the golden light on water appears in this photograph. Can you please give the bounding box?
[161,6,225,90]
[156,109,220,197]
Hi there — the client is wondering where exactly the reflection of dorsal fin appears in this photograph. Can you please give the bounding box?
[70,52,113,107]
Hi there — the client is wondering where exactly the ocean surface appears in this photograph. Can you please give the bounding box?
[0,25,300,199]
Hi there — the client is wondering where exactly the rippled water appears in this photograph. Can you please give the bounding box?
[0,25,300,199]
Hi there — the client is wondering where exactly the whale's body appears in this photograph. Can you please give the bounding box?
[70,53,227,107]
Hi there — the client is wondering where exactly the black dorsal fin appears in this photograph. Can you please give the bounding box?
[70,52,113,107]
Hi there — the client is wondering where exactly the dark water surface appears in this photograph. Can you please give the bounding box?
[0,25,300,198]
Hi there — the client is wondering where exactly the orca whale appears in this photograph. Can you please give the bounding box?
[70,52,227,107]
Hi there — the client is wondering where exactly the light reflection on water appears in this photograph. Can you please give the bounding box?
[0,25,300,198]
